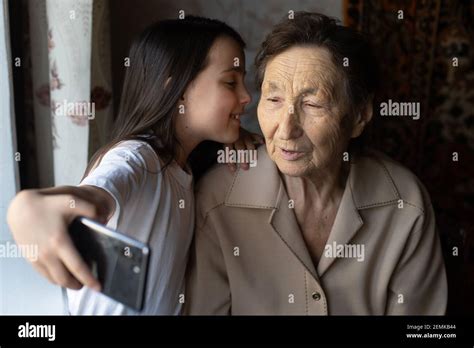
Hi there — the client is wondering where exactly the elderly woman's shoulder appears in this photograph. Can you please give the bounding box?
[194,161,236,208]
[359,148,432,214]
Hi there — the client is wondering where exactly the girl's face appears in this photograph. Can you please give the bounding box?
[177,36,251,144]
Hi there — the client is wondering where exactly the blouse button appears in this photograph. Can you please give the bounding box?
[312,292,321,301]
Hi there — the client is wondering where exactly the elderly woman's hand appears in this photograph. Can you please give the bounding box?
[224,127,264,171]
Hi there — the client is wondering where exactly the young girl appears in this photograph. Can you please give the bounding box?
[7,16,260,315]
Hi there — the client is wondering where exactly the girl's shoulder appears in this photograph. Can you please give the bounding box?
[106,138,161,173]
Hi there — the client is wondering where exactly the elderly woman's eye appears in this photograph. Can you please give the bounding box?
[225,81,237,87]
[304,103,322,109]
[266,98,280,103]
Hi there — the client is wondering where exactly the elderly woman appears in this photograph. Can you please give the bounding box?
[184,12,447,315]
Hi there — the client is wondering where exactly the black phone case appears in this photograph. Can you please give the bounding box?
[69,217,150,311]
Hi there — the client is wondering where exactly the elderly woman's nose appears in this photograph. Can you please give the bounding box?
[277,109,303,139]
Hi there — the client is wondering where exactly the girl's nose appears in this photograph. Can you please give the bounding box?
[240,86,252,105]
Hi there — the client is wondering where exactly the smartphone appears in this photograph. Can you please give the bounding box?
[68,217,150,311]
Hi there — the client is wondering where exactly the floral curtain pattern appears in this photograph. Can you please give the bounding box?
[26,0,113,186]
[46,0,92,186]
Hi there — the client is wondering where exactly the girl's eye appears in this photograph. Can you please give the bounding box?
[225,81,237,87]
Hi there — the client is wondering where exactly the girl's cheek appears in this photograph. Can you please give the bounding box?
[222,86,240,104]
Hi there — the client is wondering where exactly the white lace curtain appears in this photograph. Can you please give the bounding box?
[28,0,113,187]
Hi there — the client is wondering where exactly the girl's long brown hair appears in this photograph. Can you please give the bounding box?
[83,16,245,179]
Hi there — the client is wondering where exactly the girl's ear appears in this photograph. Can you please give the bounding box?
[350,96,374,139]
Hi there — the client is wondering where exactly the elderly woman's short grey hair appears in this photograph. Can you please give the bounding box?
[255,11,379,121]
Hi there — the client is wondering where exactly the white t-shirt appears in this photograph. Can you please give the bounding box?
[66,139,194,315]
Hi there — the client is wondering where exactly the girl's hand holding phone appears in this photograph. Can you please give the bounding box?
[6,185,113,291]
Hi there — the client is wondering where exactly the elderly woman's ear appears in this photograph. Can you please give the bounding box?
[350,96,374,139]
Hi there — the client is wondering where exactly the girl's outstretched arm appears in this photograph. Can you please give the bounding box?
[6,185,114,291]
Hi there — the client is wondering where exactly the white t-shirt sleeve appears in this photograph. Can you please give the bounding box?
[79,142,151,229]
[67,139,194,315]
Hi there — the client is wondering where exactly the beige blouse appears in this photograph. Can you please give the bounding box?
[185,146,447,315]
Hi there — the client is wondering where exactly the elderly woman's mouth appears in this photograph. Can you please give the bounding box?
[278,147,306,161]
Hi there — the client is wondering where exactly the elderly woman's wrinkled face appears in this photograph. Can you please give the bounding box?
[258,46,352,178]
